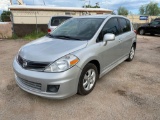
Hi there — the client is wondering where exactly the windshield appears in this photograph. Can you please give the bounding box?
[49,18,104,40]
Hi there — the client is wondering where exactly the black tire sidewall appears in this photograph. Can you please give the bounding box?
[77,63,98,95]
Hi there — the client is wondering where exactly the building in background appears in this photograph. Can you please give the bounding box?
[9,5,112,37]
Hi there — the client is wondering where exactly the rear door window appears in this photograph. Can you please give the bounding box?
[126,19,131,31]
[119,18,131,33]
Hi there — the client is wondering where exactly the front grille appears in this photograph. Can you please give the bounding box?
[18,55,50,71]
[20,78,42,90]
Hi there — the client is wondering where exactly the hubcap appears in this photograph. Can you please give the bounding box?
[83,69,96,91]
[130,47,135,59]
[140,30,144,35]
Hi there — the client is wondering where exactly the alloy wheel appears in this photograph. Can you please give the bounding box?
[83,69,96,91]
[130,47,135,59]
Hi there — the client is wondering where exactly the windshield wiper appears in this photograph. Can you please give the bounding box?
[53,35,81,40]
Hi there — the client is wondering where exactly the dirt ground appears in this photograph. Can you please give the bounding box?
[0,22,12,39]
[0,35,160,120]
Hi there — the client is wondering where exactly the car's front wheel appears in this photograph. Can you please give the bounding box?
[77,63,98,95]
[139,29,145,35]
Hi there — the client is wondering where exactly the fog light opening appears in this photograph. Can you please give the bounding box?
[47,85,60,92]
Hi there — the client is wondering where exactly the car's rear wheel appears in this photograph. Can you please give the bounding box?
[77,63,98,95]
[139,29,145,35]
[126,45,135,61]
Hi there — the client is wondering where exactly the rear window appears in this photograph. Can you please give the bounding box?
[51,17,71,26]
[126,19,131,31]
[119,18,131,33]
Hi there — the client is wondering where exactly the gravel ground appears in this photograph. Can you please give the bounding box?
[0,35,160,120]
[0,22,12,39]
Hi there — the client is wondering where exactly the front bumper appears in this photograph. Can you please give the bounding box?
[13,58,82,99]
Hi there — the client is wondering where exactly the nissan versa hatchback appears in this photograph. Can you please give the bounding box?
[13,15,137,99]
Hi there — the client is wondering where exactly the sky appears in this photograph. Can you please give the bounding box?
[0,0,160,14]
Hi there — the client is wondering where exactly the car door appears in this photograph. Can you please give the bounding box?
[97,17,123,71]
[118,18,133,57]
[156,21,160,34]
[145,23,152,33]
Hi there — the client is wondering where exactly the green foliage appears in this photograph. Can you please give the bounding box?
[23,31,46,40]
[10,31,46,40]
[83,4,100,8]
[12,34,19,39]
[1,11,11,22]
[111,11,116,15]
[117,7,129,16]
[139,2,160,15]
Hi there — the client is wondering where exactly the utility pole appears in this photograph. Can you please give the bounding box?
[42,0,46,5]
[10,0,12,5]
[17,0,24,5]
[80,0,91,8]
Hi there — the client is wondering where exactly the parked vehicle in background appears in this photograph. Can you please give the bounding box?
[48,16,72,33]
[138,19,160,35]
[13,15,137,99]
[154,18,160,21]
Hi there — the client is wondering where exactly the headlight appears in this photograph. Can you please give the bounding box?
[44,54,79,72]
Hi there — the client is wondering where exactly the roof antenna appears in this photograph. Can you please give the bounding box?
[42,0,46,5]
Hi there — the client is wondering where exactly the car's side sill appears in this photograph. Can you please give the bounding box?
[99,55,129,78]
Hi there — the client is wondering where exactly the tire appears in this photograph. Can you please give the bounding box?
[139,29,145,35]
[150,33,155,36]
[77,63,98,95]
[126,45,135,62]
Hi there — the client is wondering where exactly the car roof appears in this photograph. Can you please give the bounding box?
[51,16,72,18]
[76,14,111,19]
[74,14,129,19]
[50,15,130,21]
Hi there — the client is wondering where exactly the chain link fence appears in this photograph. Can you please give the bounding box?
[12,14,49,37]
[0,14,159,38]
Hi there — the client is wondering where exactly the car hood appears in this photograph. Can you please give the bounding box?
[19,36,88,62]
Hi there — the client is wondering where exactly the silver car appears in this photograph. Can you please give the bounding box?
[13,15,137,99]
[48,16,72,34]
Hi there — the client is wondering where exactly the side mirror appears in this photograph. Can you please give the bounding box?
[103,33,115,46]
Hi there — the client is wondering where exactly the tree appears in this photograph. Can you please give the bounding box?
[139,2,160,15]
[82,3,100,8]
[117,7,129,16]
[111,10,116,15]
[1,11,11,22]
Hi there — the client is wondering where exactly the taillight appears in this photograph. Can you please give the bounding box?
[134,30,137,34]
[48,29,51,33]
